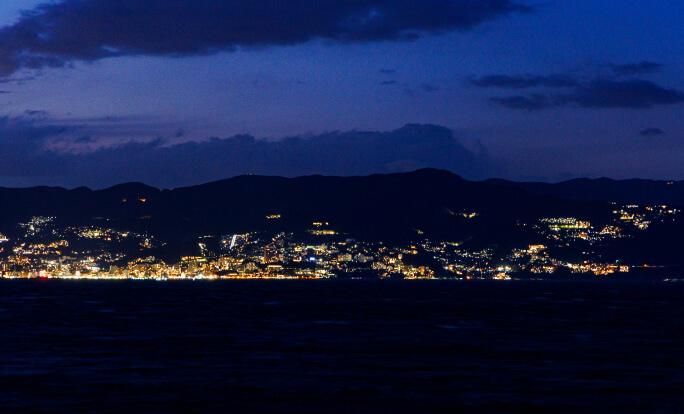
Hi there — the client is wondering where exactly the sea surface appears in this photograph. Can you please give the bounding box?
[0,280,682,413]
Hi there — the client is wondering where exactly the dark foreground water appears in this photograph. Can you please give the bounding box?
[0,280,682,413]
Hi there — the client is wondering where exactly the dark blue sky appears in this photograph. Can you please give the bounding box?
[0,0,682,188]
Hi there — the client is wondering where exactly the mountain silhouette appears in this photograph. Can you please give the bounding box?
[0,169,681,265]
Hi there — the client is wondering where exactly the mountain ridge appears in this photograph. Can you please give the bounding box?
[487,176,684,206]
[0,169,681,266]
[2,168,682,208]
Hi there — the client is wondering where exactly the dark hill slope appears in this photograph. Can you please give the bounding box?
[0,169,608,246]
[487,178,684,206]
[149,169,605,243]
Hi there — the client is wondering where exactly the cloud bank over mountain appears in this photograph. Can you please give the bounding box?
[0,118,498,188]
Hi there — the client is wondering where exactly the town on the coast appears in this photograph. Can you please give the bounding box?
[1,203,678,280]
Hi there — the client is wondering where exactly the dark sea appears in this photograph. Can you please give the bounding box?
[1,280,682,413]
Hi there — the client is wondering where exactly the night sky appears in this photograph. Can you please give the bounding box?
[0,0,682,188]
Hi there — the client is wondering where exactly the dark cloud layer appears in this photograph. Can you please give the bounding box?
[0,116,70,177]
[420,84,441,92]
[608,61,664,76]
[0,0,531,77]
[640,128,665,137]
[490,94,552,111]
[487,78,684,111]
[0,119,498,188]
[573,80,684,109]
[469,74,577,89]
[475,61,684,111]
[0,76,37,84]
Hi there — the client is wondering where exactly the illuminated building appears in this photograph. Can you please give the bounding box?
[264,244,277,263]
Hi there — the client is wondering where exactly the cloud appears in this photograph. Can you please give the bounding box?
[476,61,684,111]
[572,80,684,109]
[640,128,665,137]
[0,0,532,78]
[489,79,684,110]
[608,61,664,76]
[24,109,49,117]
[38,114,186,143]
[490,94,553,111]
[74,135,95,143]
[469,74,577,89]
[402,87,418,97]
[0,116,71,177]
[420,84,440,92]
[0,116,69,142]
[0,120,500,188]
[0,76,37,84]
